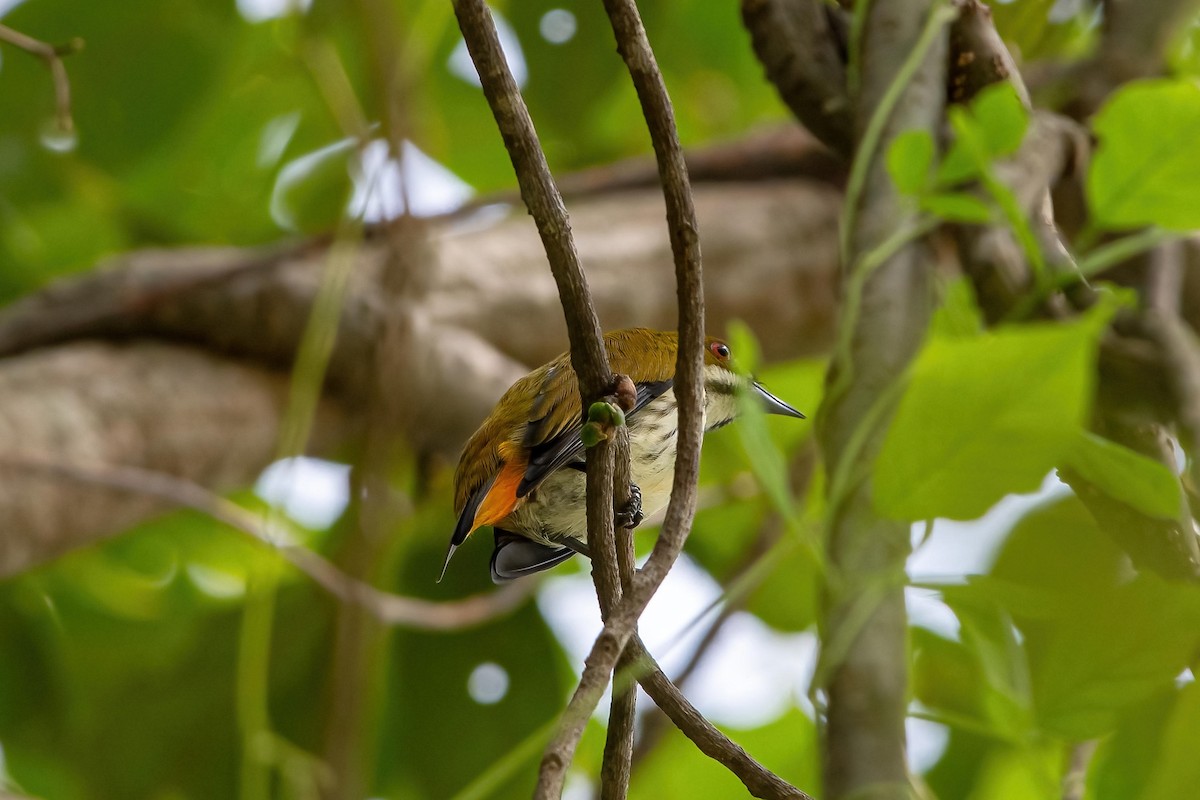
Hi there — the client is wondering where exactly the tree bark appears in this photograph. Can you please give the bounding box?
[815,2,947,798]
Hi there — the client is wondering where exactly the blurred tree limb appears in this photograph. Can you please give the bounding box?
[0,176,839,578]
[0,455,535,630]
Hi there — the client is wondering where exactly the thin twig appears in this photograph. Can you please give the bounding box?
[629,636,812,800]
[598,0,705,610]
[630,601,739,770]
[1061,740,1098,800]
[532,0,710,793]
[0,24,82,133]
[632,513,788,771]
[449,1,609,395]
[601,426,638,800]
[449,4,638,796]
[0,456,535,630]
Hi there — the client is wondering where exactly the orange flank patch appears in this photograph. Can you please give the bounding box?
[472,447,526,533]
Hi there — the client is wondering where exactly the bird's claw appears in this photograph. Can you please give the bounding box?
[615,483,644,529]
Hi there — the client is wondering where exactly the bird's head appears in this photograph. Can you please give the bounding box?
[700,335,805,430]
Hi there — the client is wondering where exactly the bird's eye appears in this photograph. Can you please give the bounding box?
[710,341,731,361]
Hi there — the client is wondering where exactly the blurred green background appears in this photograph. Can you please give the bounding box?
[2,1,1200,799]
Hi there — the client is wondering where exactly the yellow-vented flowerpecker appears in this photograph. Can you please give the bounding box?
[442,328,804,582]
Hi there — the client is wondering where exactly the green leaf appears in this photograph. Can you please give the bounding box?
[887,130,935,195]
[921,192,994,223]
[1030,576,1200,739]
[930,277,985,339]
[937,84,1028,186]
[875,309,1111,521]
[971,83,1028,159]
[1089,79,1200,231]
[269,138,358,234]
[990,496,1124,603]
[1062,431,1182,519]
[1136,681,1200,800]
[727,322,800,526]
[969,745,1061,800]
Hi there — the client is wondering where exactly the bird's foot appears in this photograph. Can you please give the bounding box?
[615,483,644,529]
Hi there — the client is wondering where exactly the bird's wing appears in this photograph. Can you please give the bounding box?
[516,377,673,498]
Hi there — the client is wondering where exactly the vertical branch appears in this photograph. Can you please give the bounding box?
[600,0,705,598]
[600,426,637,800]
[816,2,947,799]
[533,0,710,795]
[450,1,610,393]
[451,2,635,796]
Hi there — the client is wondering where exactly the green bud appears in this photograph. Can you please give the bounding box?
[581,421,608,448]
[587,400,626,428]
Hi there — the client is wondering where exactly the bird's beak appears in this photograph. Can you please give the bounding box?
[752,381,806,419]
[436,541,458,583]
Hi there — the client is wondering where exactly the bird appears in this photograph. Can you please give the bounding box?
[441,328,805,583]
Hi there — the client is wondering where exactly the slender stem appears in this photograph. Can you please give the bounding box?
[450,5,637,797]
[630,636,813,800]
[2,455,535,630]
[1077,228,1175,280]
[532,0,709,793]
[0,23,81,133]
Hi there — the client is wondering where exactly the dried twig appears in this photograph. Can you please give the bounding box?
[0,24,82,134]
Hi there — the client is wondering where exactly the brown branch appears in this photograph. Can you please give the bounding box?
[947,0,1027,105]
[632,503,795,771]
[450,4,651,798]
[740,0,854,157]
[534,0,711,793]
[601,426,638,800]
[0,24,82,134]
[599,0,705,609]
[630,601,739,768]
[816,2,947,798]
[953,112,1086,323]
[629,636,812,800]
[1060,244,1200,582]
[0,455,536,629]
[450,0,609,396]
